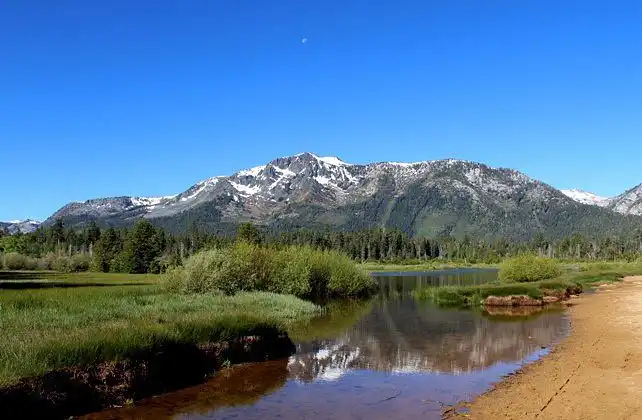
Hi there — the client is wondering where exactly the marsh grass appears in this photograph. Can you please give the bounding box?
[414,261,642,307]
[0,283,319,386]
[360,260,494,273]
[416,283,543,306]
[499,255,561,283]
[163,243,377,299]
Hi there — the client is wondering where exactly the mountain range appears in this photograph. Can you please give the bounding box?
[5,153,642,239]
[0,220,41,235]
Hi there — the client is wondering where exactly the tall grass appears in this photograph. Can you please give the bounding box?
[415,283,544,307]
[499,255,561,283]
[415,261,642,307]
[162,243,377,299]
[1,252,91,272]
[0,284,319,386]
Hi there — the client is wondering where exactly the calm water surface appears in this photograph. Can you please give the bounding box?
[90,269,569,420]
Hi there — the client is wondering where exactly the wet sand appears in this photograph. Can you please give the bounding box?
[455,276,642,419]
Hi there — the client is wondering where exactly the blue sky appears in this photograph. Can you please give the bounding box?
[1,1,641,221]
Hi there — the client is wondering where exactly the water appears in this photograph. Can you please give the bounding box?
[89,269,569,420]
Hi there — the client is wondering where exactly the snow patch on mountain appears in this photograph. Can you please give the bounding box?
[237,165,266,177]
[130,196,175,208]
[180,177,221,202]
[316,156,351,166]
[608,184,642,215]
[561,189,610,207]
[229,181,261,196]
[274,166,296,178]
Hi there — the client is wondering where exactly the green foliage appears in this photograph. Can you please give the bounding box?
[162,243,377,299]
[3,252,37,270]
[91,228,123,273]
[121,220,162,274]
[499,255,561,283]
[414,261,642,307]
[237,222,262,245]
[52,255,71,272]
[0,281,319,386]
[5,214,642,276]
[70,254,91,272]
[415,283,543,307]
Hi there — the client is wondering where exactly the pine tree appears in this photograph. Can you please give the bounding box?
[121,219,159,273]
[91,228,122,272]
[237,222,262,245]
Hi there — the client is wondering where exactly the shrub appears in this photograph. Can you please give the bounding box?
[52,256,71,272]
[70,254,91,272]
[499,255,561,283]
[162,243,377,299]
[3,252,37,270]
[38,252,58,270]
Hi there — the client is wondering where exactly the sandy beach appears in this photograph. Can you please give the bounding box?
[453,276,642,419]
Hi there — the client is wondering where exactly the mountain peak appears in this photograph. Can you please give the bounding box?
[0,219,41,234]
[35,153,642,239]
[292,152,352,166]
[607,183,642,216]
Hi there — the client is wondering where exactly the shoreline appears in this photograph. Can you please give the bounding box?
[0,331,295,419]
[447,276,642,419]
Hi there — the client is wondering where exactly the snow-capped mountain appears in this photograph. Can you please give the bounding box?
[561,186,642,216]
[0,219,41,234]
[606,183,642,216]
[40,152,642,239]
[560,189,610,207]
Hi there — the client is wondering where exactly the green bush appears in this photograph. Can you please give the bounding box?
[162,243,377,299]
[38,252,57,270]
[52,256,71,272]
[499,255,561,283]
[70,254,91,272]
[3,252,37,270]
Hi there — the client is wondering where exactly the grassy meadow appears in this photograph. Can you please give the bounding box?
[0,271,320,387]
[0,244,378,387]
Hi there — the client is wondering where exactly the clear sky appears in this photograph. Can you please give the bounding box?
[1,1,641,221]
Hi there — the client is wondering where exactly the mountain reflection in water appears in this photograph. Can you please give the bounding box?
[288,297,566,381]
[85,270,569,420]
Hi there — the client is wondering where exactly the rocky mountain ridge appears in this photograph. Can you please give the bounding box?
[561,185,642,216]
[9,153,642,239]
[0,219,42,235]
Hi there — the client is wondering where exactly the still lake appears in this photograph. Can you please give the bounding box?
[89,269,569,420]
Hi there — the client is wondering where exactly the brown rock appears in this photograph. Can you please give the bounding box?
[543,296,560,304]
[483,295,544,307]
[566,284,583,295]
[542,289,570,300]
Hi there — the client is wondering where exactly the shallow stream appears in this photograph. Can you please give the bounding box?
[89,269,569,419]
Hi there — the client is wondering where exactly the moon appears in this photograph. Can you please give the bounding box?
[301,37,308,44]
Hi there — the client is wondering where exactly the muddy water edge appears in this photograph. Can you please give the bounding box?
[83,269,570,420]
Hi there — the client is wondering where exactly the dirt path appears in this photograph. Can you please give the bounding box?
[454,276,642,419]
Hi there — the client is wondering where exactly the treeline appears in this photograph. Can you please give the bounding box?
[268,229,642,262]
[2,220,642,274]
[0,219,230,273]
